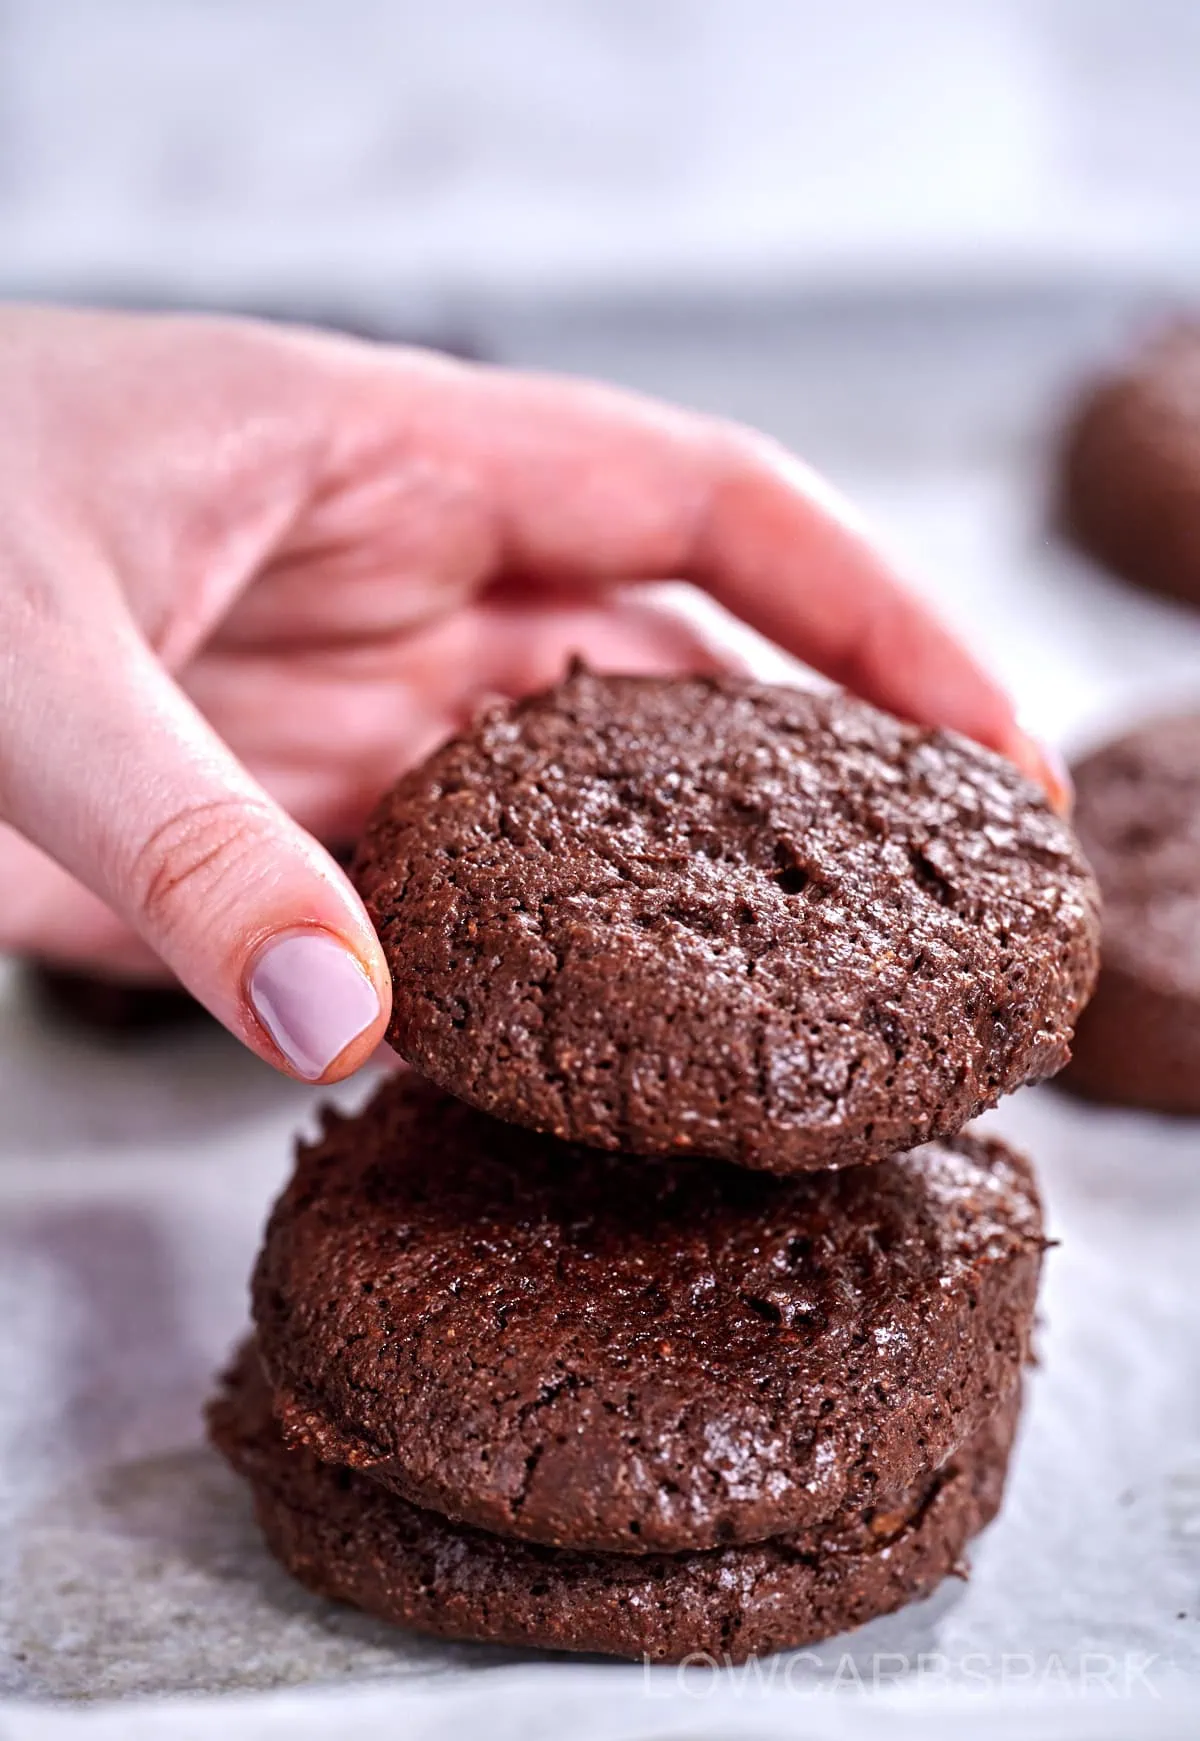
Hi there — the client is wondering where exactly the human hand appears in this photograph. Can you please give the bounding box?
[0,306,1060,1081]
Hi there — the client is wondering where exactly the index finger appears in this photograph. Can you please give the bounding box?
[320,343,1063,806]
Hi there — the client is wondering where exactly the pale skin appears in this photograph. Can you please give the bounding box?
[0,306,1064,1083]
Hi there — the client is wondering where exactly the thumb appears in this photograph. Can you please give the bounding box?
[0,624,390,1081]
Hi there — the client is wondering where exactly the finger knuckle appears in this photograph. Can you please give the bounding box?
[129,796,271,940]
[711,416,784,473]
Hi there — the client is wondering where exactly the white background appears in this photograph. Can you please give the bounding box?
[2,0,1200,307]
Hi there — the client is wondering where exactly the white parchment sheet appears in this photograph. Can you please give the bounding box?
[3,300,1200,1739]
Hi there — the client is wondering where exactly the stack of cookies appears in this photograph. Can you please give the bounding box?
[210,668,1100,1662]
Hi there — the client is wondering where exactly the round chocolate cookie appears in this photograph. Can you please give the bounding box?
[353,669,1098,1172]
[1060,710,1200,1111]
[252,1073,1044,1555]
[1059,323,1200,606]
[210,1341,1020,1664]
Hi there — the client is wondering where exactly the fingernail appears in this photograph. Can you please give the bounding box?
[247,930,381,1080]
[1011,729,1074,819]
[1038,740,1074,819]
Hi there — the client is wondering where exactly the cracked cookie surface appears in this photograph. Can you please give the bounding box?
[353,669,1098,1171]
[252,1073,1043,1555]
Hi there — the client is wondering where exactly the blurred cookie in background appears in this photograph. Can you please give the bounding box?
[25,965,205,1038]
[1060,709,1200,1113]
[1058,322,1200,607]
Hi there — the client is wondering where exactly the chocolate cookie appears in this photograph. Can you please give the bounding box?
[1060,710,1200,1111]
[353,670,1098,1172]
[210,1340,1020,1664]
[25,967,206,1036]
[1059,323,1200,606]
[252,1073,1044,1555]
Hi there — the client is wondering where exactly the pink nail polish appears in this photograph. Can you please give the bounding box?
[248,930,381,1080]
[1021,736,1073,818]
[1037,739,1074,819]
[1010,727,1074,818]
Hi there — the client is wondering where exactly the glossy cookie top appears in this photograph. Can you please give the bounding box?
[252,1072,1043,1555]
